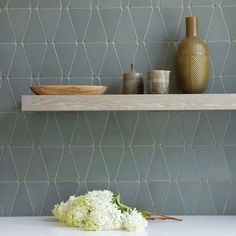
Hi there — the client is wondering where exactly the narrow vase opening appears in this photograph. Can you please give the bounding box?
[186,16,198,37]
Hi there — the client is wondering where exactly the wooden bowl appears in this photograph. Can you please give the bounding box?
[31,85,107,95]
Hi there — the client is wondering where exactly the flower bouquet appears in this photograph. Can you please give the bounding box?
[53,190,181,232]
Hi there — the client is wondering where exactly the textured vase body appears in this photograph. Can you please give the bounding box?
[177,17,210,94]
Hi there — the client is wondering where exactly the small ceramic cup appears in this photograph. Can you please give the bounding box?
[147,70,171,94]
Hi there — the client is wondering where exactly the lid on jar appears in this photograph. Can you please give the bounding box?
[123,64,143,79]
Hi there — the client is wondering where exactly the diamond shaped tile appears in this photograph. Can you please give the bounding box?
[177,111,199,145]
[8,9,30,42]
[26,112,47,145]
[160,7,182,40]
[24,9,46,43]
[86,148,109,181]
[178,148,200,181]
[11,113,33,146]
[42,183,60,215]
[70,44,92,77]
[130,7,152,42]
[0,44,15,77]
[101,44,122,77]
[146,8,167,42]
[40,113,63,146]
[26,182,48,216]
[147,111,169,145]
[178,181,200,214]
[86,111,108,146]
[56,148,78,181]
[85,43,107,77]
[208,147,231,181]
[71,147,93,181]
[54,9,76,43]
[209,181,230,214]
[38,9,60,42]
[102,112,123,146]
[207,6,229,41]
[224,146,236,179]
[224,111,236,145]
[225,182,236,215]
[163,182,185,215]
[40,44,62,77]
[115,8,137,42]
[132,112,153,146]
[0,9,15,43]
[85,9,106,42]
[41,147,63,181]
[25,44,46,77]
[132,146,153,180]
[163,146,184,180]
[0,78,16,112]
[193,146,216,180]
[148,147,169,181]
[193,112,215,145]
[11,147,32,181]
[0,113,17,146]
[71,112,93,146]
[116,111,138,145]
[208,42,229,76]
[26,148,48,181]
[223,5,236,40]
[100,8,121,42]
[11,183,33,216]
[163,112,185,145]
[193,182,216,215]
[148,181,170,214]
[102,147,123,181]
[117,148,139,181]
[0,183,18,216]
[135,182,154,211]
[56,112,77,145]
[9,45,31,78]
[69,9,91,42]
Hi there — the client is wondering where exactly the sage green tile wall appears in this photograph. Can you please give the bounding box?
[0,0,236,216]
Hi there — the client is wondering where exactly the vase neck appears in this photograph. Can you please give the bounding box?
[186,16,198,37]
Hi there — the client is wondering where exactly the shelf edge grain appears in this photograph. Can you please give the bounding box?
[22,94,236,111]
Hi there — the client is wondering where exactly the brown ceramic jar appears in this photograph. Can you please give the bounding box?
[176,16,210,94]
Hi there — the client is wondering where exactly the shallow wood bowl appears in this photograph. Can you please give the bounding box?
[31,85,107,95]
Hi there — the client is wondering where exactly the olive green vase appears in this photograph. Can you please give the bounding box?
[176,16,210,94]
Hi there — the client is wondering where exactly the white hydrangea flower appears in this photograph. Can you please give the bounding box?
[52,190,147,232]
[121,209,148,232]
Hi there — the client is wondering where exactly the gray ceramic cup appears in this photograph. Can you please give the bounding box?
[147,70,171,94]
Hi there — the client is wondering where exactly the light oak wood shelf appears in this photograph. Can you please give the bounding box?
[21,94,236,111]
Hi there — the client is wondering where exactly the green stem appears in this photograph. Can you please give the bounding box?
[112,194,151,218]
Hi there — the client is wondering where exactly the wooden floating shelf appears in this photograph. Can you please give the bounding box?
[21,94,236,112]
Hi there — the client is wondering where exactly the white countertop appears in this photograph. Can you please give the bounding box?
[0,216,235,236]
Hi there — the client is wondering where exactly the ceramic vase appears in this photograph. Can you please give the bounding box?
[176,16,210,94]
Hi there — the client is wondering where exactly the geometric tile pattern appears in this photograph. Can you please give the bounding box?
[0,0,236,216]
